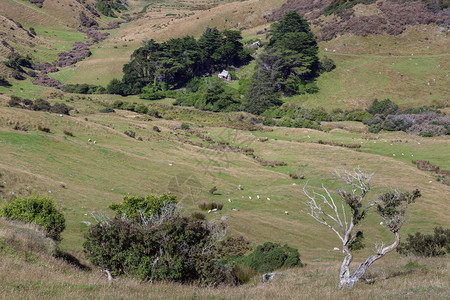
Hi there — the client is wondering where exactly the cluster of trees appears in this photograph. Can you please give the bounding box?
[3,53,34,80]
[108,28,251,96]
[62,83,106,94]
[174,11,326,115]
[95,0,127,17]
[243,11,321,114]
[363,99,450,136]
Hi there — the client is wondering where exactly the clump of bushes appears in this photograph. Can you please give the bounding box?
[198,202,224,211]
[63,130,74,137]
[7,96,71,115]
[62,84,106,94]
[84,194,249,286]
[363,99,450,136]
[397,227,449,257]
[124,130,136,138]
[235,242,303,273]
[0,196,66,241]
[191,211,206,220]
[38,125,50,133]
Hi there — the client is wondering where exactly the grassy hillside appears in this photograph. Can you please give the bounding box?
[0,98,449,297]
[0,0,449,297]
[0,95,448,256]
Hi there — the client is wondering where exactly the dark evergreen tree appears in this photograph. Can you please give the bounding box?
[244,67,282,115]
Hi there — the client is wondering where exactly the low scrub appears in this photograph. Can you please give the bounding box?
[0,196,65,241]
[198,202,223,211]
[84,194,249,286]
[397,227,450,257]
[235,242,303,273]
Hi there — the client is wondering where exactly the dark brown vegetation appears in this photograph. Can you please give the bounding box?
[316,139,362,150]
[412,160,450,185]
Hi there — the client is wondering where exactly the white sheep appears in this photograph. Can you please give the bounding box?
[267,197,270,201]
[94,141,97,144]
[285,211,289,215]
[333,247,340,251]
[88,138,92,142]
[257,195,260,199]
[208,210,212,213]
[249,196,252,200]
[228,199,232,203]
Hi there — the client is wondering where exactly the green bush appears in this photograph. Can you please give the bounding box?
[397,227,449,257]
[320,56,336,72]
[99,107,115,113]
[134,104,148,114]
[236,242,303,273]
[0,196,65,241]
[84,195,241,285]
[124,130,136,138]
[50,103,70,115]
[109,193,177,220]
[367,99,400,117]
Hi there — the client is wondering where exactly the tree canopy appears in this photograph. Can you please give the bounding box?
[118,28,250,95]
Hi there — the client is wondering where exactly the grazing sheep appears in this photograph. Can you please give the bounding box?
[212,208,217,212]
[238,185,243,190]
[208,210,212,213]
[267,197,270,201]
[228,199,232,202]
[333,247,340,251]
[380,222,383,225]
[257,195,260,199]
[285,211,289,215]
[94,141,97,144]
[249,196,252,200]
[88,139,91,142]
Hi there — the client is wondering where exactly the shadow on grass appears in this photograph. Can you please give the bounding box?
[56,251,91,271]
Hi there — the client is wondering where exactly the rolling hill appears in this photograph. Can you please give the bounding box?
[0,0,449,297]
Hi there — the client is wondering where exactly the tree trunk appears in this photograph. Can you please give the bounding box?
[339,247,353,289]
[339,231,401,289]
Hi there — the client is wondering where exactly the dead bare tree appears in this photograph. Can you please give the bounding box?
[303,167,420,289]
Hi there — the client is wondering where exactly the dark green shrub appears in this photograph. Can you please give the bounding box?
[236,242,303,273]
[50,103,70,115]
[0,196,65,241]
[140,90,166,100]
[8,96,22,107]
[38,125,50,133]
[124,130,136,138]
[134,104,148,114]
[198,202,223,211]
[107,78,127,96]
[99,107,115,113]
[31,99,51,111]
[397,227,450,257]
[367,99,400,117]
[63,130,74,137]
[84,195,239,285]
[148,109,162,118]
[12,70,25,80]
[191,212,206,220]
[320,56,336,72]
[0,77,11,87]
